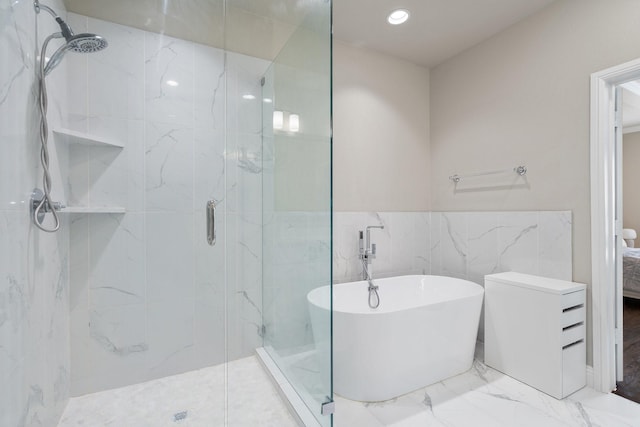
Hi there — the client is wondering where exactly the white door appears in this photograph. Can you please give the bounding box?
[615,86,624,383]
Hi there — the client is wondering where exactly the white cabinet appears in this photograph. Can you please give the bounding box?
[484,272,586,399]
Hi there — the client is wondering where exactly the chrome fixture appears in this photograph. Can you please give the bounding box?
[30,188,65,225]
[449,165,527,184]
[32,0,108,232]
[359,225,384,309]
[206,199,217,245]
[34,0,108,76]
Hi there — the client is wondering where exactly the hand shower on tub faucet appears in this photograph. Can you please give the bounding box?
[359,225,384,309]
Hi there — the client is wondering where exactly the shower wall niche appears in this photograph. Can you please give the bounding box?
[63,13,269,395]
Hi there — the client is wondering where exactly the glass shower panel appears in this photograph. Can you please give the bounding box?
[261,1,333,425]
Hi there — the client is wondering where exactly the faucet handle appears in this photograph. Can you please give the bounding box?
[371,243,377,256]
[358,230,364,254]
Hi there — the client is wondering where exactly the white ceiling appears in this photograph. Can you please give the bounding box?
[333,0,558,68]
[64,0,559,67]
[63,0,307,60]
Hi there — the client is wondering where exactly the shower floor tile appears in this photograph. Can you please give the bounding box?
[58,356,297,427]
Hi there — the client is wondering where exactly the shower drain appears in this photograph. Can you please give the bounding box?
[174,411,188,422]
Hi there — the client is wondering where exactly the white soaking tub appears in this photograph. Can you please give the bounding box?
[308,275,484,402]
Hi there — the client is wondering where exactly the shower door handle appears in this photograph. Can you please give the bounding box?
[206,200,216,246]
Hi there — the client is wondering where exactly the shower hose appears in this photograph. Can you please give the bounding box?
[361,258,380,309]
[34,34,61,232]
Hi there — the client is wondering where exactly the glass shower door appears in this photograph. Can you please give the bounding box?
[260,1,333,425]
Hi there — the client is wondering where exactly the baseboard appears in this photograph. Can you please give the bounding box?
[586,365,594,389]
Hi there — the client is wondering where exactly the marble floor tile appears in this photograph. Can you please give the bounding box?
[58,350,640,427]
[334,359,640,427]
[58,356,297,427]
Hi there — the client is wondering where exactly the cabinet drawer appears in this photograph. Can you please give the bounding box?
[562,340,586,396]
[561,323,585,347]
[561,290,585,310]
[561,305,585,328]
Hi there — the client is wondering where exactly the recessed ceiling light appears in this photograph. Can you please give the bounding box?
[166,80,179,87]
[387,9,409,25]
[242,94,256,100]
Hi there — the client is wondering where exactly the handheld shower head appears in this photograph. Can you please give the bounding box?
[35,1,108,75]
[44,33,108,75]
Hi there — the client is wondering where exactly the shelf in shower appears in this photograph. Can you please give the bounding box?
[60,207,126,214]
[53,129,124,148]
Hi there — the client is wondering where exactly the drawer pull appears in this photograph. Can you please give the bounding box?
[563,304,584,312]
[562,339,584,350]
[563,321,584,331]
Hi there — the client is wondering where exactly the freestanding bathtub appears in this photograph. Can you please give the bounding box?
[307,275,484,402]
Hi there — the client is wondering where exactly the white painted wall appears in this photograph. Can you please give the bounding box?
[333,41,431,212]
[623,131,640,234]
[430,0,640,365]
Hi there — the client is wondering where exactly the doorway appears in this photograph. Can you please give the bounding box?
[611,81,640,402]
[591,58,640,399]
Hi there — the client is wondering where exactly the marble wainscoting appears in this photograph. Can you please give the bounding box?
[333,212,430,284]
[1,0,72,425]
[333,211,572,285]
[431,211,572,283]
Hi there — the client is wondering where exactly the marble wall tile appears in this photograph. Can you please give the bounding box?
[65,145,90,208]
[335,211,572,287]
[145,122,194,212]
[538,211,572,281]
[94,119,145,212]
[194,127,225,212]
[440,212,469,279]
[0,1,72,425]
[146,212,195,302]
[226,53,270,136]
[467,212,499,284]
[63,13,89,132]
[144,32,195,126]
[146,298,196,378]
[431,211,572,285]
[63,16,271,396]
[227,212,264,360]
[89,304,147,363]
[69,215,91,397]
[333,212,431,284]
[193,43,225,130]
[88,213,145,308]
[414,212,431,274]
[496,212,539,276]
[262,211,331,355]
[86,16,145,123]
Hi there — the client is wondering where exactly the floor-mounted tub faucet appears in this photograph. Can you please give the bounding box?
[359,225,384,308]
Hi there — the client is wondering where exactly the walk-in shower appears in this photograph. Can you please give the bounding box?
[31,0,108,232]
[1,0,331,425]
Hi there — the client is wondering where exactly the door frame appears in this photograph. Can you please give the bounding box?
[591,57,640,392]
